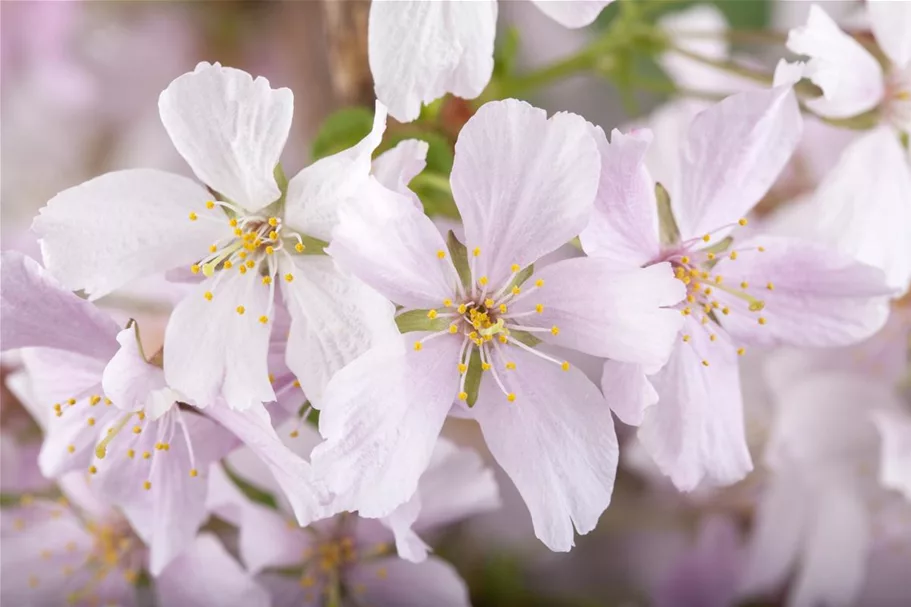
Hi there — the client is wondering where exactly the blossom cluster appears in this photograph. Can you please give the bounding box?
[1,1,910,606]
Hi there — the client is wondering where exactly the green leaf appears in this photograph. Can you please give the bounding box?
[464,348,483,407]
[509,330,542,348]
[656,182,680,246]
[494,27,521,77]
[222,462,278,509]
[395,309,450,333]
[311,107,375,161]
[447,231,472,291]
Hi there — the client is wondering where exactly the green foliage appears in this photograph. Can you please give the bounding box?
[310,107,375,161]
[655,182,680,246]
[222,462,279,509]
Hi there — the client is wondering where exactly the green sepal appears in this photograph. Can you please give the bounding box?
[222,462,279,510]
[464,348,483,407]
[509,330,542,348]
[656,182,679,246]
[447,230,472,291]
[299,401,320,428]
[395,309,450,334]
[508,263,535,291]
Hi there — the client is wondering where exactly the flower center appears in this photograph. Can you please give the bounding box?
[884,64,911,133]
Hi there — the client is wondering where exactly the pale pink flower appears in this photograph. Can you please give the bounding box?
[1,473,268,607]
[32,62,397,411]
[0,251,325,573]
[369,0,613,122]
[580,87,893,491]
[311,99,686,551]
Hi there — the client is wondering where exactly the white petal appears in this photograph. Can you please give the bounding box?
[368,0,497,122]
[102,327,177,418]
[159,62,291,211]
[164,271,274,410]
[868,0,911,68]
[0,252,120,358]
[471,346,618,552]
[311,333,462,518]
[786,5,885,118]
[676,86,803,240]
[283,102,387,240]
[327,177,461,309]
[32,169,225,299]
[451,99,601,288]
[348,556,470,607]
[156,533,270,607]
[381,491,430,563]
[580,127,661,265]
[872,409,911,501]
[279,255,398,407]
[372,138,429,205]
[530,0,612,28]
[659,5,733,92]
[601,360,658,426]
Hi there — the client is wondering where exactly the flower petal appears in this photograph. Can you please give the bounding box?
[451,99,601,288]
[510,258,685,367]
[868,0,911,68]
[368,0,497,122]
[713,235,892,348]
[156,533,270,607]
[372,138,429,206]
[580,128,661,265]
[327,177,460,309]
[381,490,429,563]
[601,360,659,426]
[0,252,119,358]
[871,409,911,501]
[348,556,470,607]
[283,102,387,240]
[311,333,462,518]
[164,271,274,410]
[278,255,398,408]
[529,0,612,28]
[470,346,618,552]
[102,327,178,419]
[240,502,313,574]
[676,86,802,240]
[786,5,885,118]
[32,169,226,300]
[158,62,291,211]
[639,320,752,490]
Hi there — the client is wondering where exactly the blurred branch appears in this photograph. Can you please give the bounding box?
[321,0,374,107]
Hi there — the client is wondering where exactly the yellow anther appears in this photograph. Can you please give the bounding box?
[138,411,146,421]
[686,294,695,303]
[680,256,690,264]
[104,397,112,405]
[285,273,294,282]
[749,301,765,312]
[189,469,199,478]
[259,316,269,324]
[67,444,76,453]
[204,291,213,301]
[234,228,243,237]
[268,373,276,384]
[737,347,746,356]
[511,264,520,272]
[766,282,774,291]
[265,246,275,255]
[457,303,467,314]
[448,324,458,334]
[738,218,748,226]
[88,465,97,474]
[269,230,278,240]
[188,212,198,221]
[413,341,423,351]
[730,251,738,260]
[758,316,767,325]
[499,304,508,313]
[758,246,766,252]
[533,279,543,289]
[246,259,255,268]
[236,305,245,315]
[535,304,544,314]
[208,245,218,254]
[190,264,200,274]
[132,426,141,434]
[740,281,749,289]
[427,309,438,319]
[289,430,299,438]
[507,393,516,402]
[87,417,95,427]
[229,218,238,227]
[53,403,62,412]
[223,260,233,269]
[714,275,723,284]
[458,363,468,373]
[441,298,453,308]
[478,276,489,286]
[550,326,560,336]
[505,361,517,371]
[702,234,711,242]
[681,307,692,316]
[707,252,715,261]
[268,217,279,227]
[262,276,272,285]
[143,481,151,491]
[295,242,306,253]
[142,451,151,459]
[701,316,709,325]
[704,287,713,295]
[206,200,215,209]
[511,286,521,295]
[481,362,491,371]
[458,391,468,401]
[437,250,446,259]
[710,334,717,342]
[498,334,508,344]
[701,360,710,367]
[238,265,247,275]
[472,247,481,257]
[561,361,570,371]
[127,449,135,459]
[293,380,301,388]
[484,298,494,308]
[682,334,691,342]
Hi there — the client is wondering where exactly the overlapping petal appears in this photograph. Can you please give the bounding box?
[868,0,911,68]
[530,0,612,28]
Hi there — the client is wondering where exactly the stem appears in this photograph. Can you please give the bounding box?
[668,45,774,85]
[671,28,788,46]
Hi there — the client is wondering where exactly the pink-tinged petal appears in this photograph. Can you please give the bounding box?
[311,333,462,518]
[158,62,291,211]
[580,128,661,265]
[739,472,808,599]
[156,533,270,607]
[0,432,50,494]
[328,177,460,309]
[601,360,658,426]
[676,86,802,240]
[713,235,892,348]
[382,491,429,563]
[451,99,601,288]
[0,252,119,357]
[348,556,470,607]
[868,0,911,68]
[255,573,323,607]
[283,102,387,240]
[790,128,911,294]
[788,483,870,607]
[659,5,735,93]
[32,169,226,300]
[278,255,398,408]
[204,404,329,526]
[871,410,911,501]
[372,138,429,206]
[102,327,179,419]
[511,258,685,367]
[470,346,618,551]
[529,0,612,28]
[238,503,313,574]
[639,319,752,490]
[368,0,497,122]
[786,5,885,118]
[164,271,274,410]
